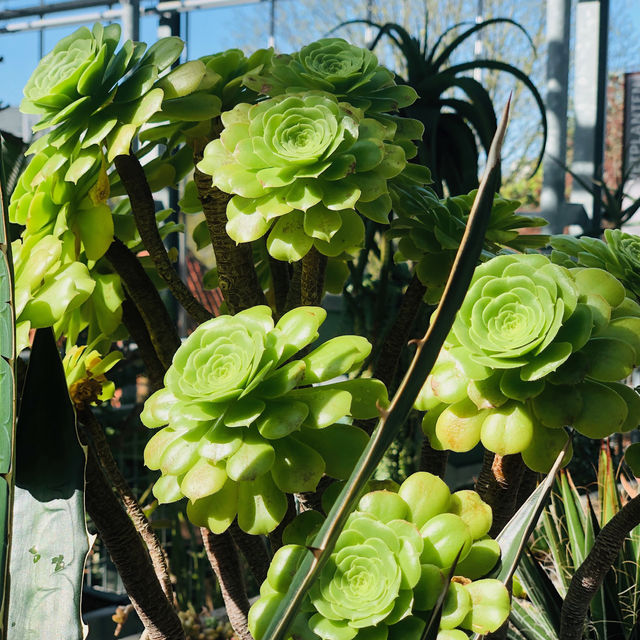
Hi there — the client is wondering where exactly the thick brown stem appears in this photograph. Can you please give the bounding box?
[201,529,253,640]
[300,246,328,307]
[475,451,525,537]
[192,145,266,314]
[372,274,427,392]
[121,295,166,392]
[114,153,212,324]
[79,409,174,602]
[269,255,290,318]
[284,262,303,312]
[419,437,448,478]
[515,466,539,512]
[106,238,180,370]
[229,522,271,585]
[84,447,185,640]
[268,494,297,554]
[560,493,640,640]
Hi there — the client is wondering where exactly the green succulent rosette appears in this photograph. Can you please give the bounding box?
[415,253,640,470]
[22,22,184,161]
[551,229,640,301]
[197,91,421,261]
[244,38,417,114]
[248,472,510,640]
[12,233,96,352]
[389,184,549,304]
[140,47,271,148]
[10,145,114,260]
[141,305,388,534]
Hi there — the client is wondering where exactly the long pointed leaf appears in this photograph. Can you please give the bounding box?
[420,551,462,640]
[442,59,548,174]
[491,441,570,586]
[560,472,586,567]
[431,18,535,72]
[0,134,16,638]
[471,442,569,640]
[425,21,474,66]
[260,98,513,640]
[7,328,89,639]
[598,445,620,526]
[514,550,563,636]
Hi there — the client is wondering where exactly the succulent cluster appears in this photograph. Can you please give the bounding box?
[178,609,234,640]
[389,183,548,303]
[416,253,640,471]
[141,305,387,534]
[551,229,640,301]
[243,38,417,114]
[197,90,424,261]
[10,23,187,348]
[249,472,509,640]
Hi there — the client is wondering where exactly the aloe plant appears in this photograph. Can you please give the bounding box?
[337,17,547,196]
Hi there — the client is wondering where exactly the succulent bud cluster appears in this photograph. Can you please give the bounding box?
[249,472,509,640]
[552,229,640,301]
[63,339,123,409]
[389,183,548,303]
[141,305,387,534]
[416,253,640,471]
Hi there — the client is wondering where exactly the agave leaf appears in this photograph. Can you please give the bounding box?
[510,598,559,640]
[0,139,15,637]
[514,550,562,637]
[6,328,89,640]
[560,472,586,567]
[260,95,512,640]
[585,496,625,640]
[490,441,570,587]
[598,445,620,526]
[541,504,570,595]
[470,442,568,640]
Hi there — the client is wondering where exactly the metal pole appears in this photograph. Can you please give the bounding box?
[364,0,373,47]
[540,0,571,233]
[473,0,484,83]
[268,0,275,49]
[570,0,609,235]
[121,0,140,42]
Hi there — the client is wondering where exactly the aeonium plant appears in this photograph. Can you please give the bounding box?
[551,229,640,301]
[389,183,549,303]
[249,472,509,640]
[244,37,418,114]
[197,91,425,261]
[141,305,388,534]
[416,253,640,472]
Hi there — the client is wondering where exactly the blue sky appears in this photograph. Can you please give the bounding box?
[1,0,640,108]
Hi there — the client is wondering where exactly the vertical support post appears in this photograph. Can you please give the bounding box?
[268,0,276,48]
[540,0,571,233]
[570,0,609,235]
[473,0,484,83]
[121,0,140,42]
